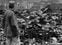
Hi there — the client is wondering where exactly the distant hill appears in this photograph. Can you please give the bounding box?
[44,3,62,13]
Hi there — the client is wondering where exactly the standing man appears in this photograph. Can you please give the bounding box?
[1,1,20,45]
[5,9,20,45]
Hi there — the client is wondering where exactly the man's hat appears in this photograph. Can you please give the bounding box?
[9,1,15,9]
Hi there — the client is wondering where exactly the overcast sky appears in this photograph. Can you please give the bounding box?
[0,0,62,4]
[58,0,62,3]
[25,0,62,3]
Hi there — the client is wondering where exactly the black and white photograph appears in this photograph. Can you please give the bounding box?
[0,0,62,45]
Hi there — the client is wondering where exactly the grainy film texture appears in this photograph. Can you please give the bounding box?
[0,0,62,45]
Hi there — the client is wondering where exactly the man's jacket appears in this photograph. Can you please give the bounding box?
[4,10,19,38]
